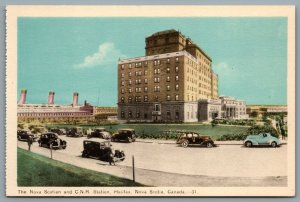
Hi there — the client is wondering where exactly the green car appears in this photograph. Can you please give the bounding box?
[244,133,281,148]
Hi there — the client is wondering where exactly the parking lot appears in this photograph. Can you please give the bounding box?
[17,136,287,186]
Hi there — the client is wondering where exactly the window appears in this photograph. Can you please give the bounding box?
[167,95,171,101]
[121,88,125,94]
[128,97,132,103]
[136,111,140,118]
[154,60,157,66]
[129,64,132,68]
[144,70,148,75]
[154,68,160,74]
[175,84,179,91]
[154,77,160,83]
[157,60,161,65]
[176,57,179,62]
[121,64,124,70]
[166,76,170,82]
[155,104,161,111]
[144,61,148,66]
[129,88,132,93]
[144,87,148,92]
[128,80,132,85]
[128,72,132,77]
[121,73,124,78]
[167,111,171,119]
[121,81,125,86]
[144,78,148,84]
[175,66,179,72]
[167,68,170,73]
[144,95,148,102]
[167,85,170,91]
[121,111,125,118]
[128,111,132,118]
[175,95,179,101]
[154,86,160,92]
[175,75,179,81]
[144,113,148,119]
[167,58,170,63]
[121,97,125,103]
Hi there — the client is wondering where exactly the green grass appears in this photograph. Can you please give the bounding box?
[17,148,143,187]
[50,123,249,140]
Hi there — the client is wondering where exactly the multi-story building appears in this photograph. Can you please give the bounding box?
[118,29,219,122]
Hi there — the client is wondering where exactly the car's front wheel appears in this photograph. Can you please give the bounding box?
[271,141,277,148]
[206,142,213,148]
[181,140,189,148]
[245,141,252,147]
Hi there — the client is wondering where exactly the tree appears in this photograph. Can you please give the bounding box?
[250,111,258,118]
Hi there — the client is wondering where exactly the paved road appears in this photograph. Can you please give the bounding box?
[18,137,287,187]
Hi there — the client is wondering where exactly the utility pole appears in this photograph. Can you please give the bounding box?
[132,155,135,183]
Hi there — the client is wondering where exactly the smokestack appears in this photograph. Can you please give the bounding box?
[48,91,55,105]
[18,89,27,105]
[72,92,79,106]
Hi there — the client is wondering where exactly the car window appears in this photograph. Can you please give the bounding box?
[192,133,199,138]
[187,133,193,138]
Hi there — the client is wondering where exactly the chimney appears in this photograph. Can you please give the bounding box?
[18,89,27,104]
[48,91,55,105]
[72,92,79,106]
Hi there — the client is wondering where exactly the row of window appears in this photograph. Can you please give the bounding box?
[120,57,180,70]
[121,84,180,94]
[121,66,179,78]
[120,75,179,86]
[120,110,180,119]
[18,112,90,117]
[120,94,180,103]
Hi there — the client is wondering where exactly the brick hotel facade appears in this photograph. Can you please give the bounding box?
[117,30,221,122]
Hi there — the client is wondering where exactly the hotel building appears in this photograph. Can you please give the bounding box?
[117,30,219,122]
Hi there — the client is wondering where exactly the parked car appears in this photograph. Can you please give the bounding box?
[87,128,111,139]
[49,128,66,135]
[244,133,281,147]
[111,128,136,143]
[38,132,67,149]
[81,139,125,163]
[67,127,84,137]
[17,129,38,141]
[176,132,215,148]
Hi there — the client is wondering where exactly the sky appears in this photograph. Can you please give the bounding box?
[18,17,287,106]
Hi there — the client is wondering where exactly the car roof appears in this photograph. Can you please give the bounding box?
[84,138,110,144]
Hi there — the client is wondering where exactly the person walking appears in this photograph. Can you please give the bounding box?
[27,136,33,151]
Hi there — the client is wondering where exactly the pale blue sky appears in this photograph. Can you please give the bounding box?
[18,17,287,106]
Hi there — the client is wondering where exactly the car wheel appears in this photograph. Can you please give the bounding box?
[271,141,277,148]
[181,140,189,148]
[206,142,213,148]
[245,141,252,147]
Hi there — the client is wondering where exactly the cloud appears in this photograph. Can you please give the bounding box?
[214,62,238,77]
[74,42,126,69]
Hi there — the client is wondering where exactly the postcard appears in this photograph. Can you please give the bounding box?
[6,5,295,197]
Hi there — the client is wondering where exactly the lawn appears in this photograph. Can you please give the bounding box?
[17,148,143,186]
[50,123,249,140]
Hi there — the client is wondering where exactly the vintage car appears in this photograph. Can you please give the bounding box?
[176,132,215,148]
[17,129,38,141]
[66,127,84,137]
[38,132,67,149]
[49,128,66,135]
[87,128,111,139]
[111,128,136,143]
[81,139,125,163]
[244,133,281,147]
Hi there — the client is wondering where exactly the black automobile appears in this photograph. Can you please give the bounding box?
[17,129,38,141]
[88,128,111,139]
[81,139,125,163]
[66,127,84,137]
[38,132,67,149]
[111,129,136,143]
[49,128,66,135]
[176,132,215,148]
